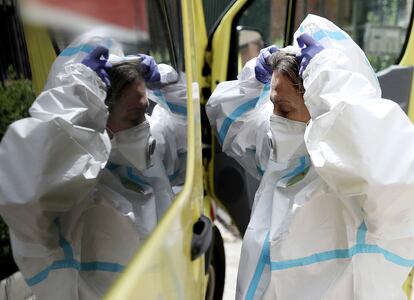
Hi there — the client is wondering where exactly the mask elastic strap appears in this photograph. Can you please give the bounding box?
[106,126,115,139]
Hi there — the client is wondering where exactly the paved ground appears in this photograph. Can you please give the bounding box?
[215,220,242,300]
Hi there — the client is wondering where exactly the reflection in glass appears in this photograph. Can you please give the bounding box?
[0,0,187,298]
[238,27,264,67]
[233,0,288,73]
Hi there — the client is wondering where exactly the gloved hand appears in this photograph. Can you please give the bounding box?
[138,54,161,83]
[255,45,278,84]
[81,46,112,87]
[296,33,324,76]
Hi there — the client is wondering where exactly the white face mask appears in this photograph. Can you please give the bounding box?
[109,120,156,171]
[269,115,307,162]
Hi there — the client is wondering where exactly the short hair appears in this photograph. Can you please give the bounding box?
[269,52,304,94]
[106,62,146,111]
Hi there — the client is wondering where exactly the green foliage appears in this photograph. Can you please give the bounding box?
[0,66,36,139]
[0,66,36,279]
[368,54,398,72]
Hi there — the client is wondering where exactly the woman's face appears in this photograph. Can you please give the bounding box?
[107,79,148,135]
[270,72,310,123]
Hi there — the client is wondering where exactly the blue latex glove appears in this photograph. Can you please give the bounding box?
[81,46,112,87]
[255,45,278,84]
[138,54,161,83]
[296,33,324,76]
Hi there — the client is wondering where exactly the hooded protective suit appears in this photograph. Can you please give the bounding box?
[207,15,414,300]
[0,33,187,299]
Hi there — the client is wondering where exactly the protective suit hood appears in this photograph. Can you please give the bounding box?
[45,32,124,90]
[293,14,381,96]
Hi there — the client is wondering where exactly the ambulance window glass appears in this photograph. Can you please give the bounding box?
[203,0,235,34]
[20,0,186,226]
[147,0,183,71]
[232,0,289,75]
[48,1,180,72]
[294,0,414,72]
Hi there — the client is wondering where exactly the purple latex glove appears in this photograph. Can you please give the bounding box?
[81,46,112,87]
[138,54,161,83]
[255,45,279,84]
[296,33,324,76]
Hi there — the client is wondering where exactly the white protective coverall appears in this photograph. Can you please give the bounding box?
[0,34,187,299]
[207,15,414,300]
